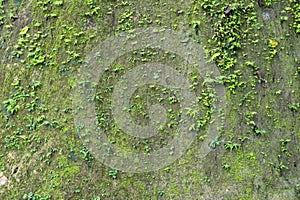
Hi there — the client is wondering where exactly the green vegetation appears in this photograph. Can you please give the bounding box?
[0,0,299,199]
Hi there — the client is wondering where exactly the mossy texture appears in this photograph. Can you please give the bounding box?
[0,0,299,199]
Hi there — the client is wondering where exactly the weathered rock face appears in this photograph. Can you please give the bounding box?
[0,171,9,196]
[0,0,299,199]
[0,172,8,186]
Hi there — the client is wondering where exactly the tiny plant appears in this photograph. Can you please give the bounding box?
[108,169,118,179]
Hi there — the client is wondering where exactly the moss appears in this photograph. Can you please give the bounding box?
[0,0,299,199]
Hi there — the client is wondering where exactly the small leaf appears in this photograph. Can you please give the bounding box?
[269,39,278,48]
[20,26,29,35]
[34,22,42,27]
[53,1,63,6]
[210,52,221,61]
